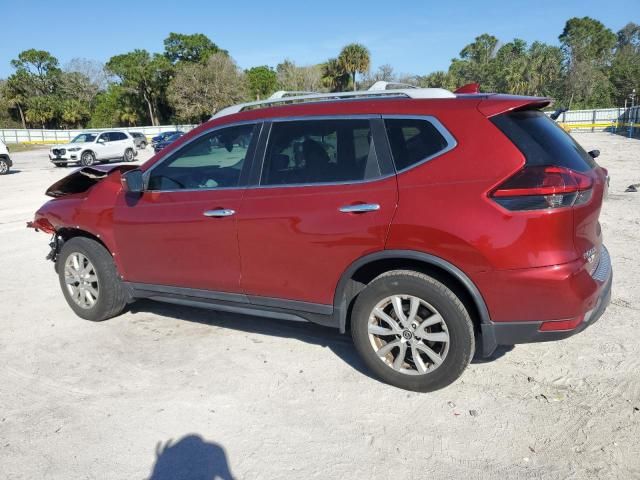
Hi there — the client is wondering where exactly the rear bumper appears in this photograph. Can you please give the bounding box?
[480,246,612,357]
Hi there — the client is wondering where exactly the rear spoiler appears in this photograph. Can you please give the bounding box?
[46,164,138,198]
[477,95,552,117]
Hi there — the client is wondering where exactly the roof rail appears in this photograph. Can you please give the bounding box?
[368,81,418,91]
[211,86,456,119]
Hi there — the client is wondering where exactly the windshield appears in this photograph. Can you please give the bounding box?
[71,133,97,143]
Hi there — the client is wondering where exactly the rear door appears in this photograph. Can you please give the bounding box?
[237,117,398,307]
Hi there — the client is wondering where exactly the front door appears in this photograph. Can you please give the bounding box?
[237,118,397,306]
[113,123,259,293]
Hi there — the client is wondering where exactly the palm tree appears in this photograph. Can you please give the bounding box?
[321,58,350,92]
[338,43,371,91]
[120,107,139,126]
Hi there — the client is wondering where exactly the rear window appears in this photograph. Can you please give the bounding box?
[491,110,596,172]
[385,118,451,171]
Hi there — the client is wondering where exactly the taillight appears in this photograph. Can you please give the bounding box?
[490,165,593,211]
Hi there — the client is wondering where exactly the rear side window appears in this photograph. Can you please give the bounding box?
[110,132,127,141]
[385,118,450,171]
[491,110,596,172]
[260,119,381,186]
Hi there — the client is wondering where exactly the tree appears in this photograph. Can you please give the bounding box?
[276,60,324,92]
[245,66,277,100]
[2,73,30,128]
[164,33,227,64]
[106,50,172,126]
[361,64,396,89]
[448,34,500,91]
[167,53,246,122]
[10,49,61,95]
[321,58,350,92]
[338,43,371,91]
[65,58,110,90]
[610,23,640,105]
[60,99,89,128]
[25,96,56,128]
[559,17,617,108]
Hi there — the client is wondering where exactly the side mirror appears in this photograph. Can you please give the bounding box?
[121,169,145,193]
[588,150,600,159]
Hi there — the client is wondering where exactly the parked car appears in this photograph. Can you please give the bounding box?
[151,131,183,149]
[49,131,137,167]
[153,132,184,153]
[0,139,12,175]
[29,84,612,392]
[130,132,148,149]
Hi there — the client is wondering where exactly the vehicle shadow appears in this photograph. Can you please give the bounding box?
[129,300,511,378]
[148,434,235,480]
[3,169,21,175]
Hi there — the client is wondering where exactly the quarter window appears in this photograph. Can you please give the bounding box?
[148,124,255,191]
[260,119,381,186]
[385,118,450,171]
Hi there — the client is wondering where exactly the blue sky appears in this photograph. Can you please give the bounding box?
[0,0,636,78]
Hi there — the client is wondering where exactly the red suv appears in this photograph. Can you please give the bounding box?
[30,86,612,392]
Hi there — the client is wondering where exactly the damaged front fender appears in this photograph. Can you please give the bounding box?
[45,164,138,198]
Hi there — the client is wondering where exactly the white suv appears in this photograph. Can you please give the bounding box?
[0,138,12,175]
[49,131,137,167]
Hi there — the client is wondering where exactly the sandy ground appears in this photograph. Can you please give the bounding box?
[0,134,639,480]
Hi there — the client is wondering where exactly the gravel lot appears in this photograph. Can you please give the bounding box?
[1,134,639,480]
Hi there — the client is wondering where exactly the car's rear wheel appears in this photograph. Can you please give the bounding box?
[57,237,128,321]
[351,270,475,392]
[124,148,134,162]
[140,141,147,149]
[80,151,95,166]
[0,159,9,175]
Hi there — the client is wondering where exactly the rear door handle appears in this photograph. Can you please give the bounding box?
[204,209,236,217]
[339,203,380,213]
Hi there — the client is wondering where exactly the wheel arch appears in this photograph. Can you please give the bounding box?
[55,227,117,269]
[333,250,491,334]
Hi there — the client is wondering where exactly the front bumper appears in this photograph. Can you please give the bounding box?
[480,246,613,356]
[50,150,81,163]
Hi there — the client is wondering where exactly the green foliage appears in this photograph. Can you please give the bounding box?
[338,43,371,91]
[106,49,173,126]
[321,58,350,92]
[245,66,277,100]
[168,53,246,122]
[164,33,227,64]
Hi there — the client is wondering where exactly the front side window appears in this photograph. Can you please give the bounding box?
[147,124,255,191]
[385,118,450,171]
[71,133,97,143]
[260,119,380,186]
[97,133,111,143]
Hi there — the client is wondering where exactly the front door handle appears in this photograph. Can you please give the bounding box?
[204,209,236,217]
[339,203,380,213]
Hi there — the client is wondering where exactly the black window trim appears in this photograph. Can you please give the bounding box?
[382,115,458,174]
[142,121,262,193]
[249,114,394,189]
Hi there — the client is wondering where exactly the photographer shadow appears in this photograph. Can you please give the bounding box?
[149,434,234,480]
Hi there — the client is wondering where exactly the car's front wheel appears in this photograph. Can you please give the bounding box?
[351,270,475,392]
[80,151,95,166]
[57,237,128,321]
[0,158,10,175]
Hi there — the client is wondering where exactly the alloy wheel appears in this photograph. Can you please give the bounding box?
[64,252,99,309]
[368,295,450,375]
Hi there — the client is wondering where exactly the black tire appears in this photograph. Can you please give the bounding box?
[351,270,475,392]
[124,148,134,162]
[0,159,9,175]
[57,237,128,321]
[140,141,147,149]
[80,151,95,166]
